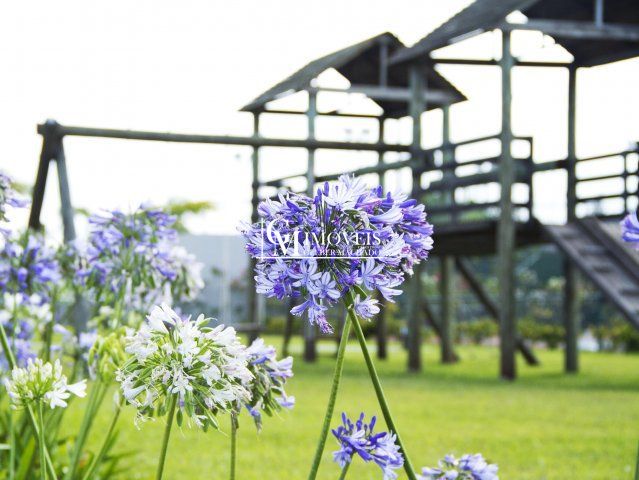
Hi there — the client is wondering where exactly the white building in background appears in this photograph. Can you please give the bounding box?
[178,234,250,324]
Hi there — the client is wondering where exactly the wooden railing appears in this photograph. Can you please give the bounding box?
[573,145,639,219]
[416,135,534,225]
[261,134,638,225]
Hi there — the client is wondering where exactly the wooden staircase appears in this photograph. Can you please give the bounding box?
[544,218,639,329]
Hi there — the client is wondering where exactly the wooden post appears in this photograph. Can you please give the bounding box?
[594,0,604,28]
[407,64,426,372]
[441,105,454,222]
[564,64,579,373]
[422,300,460,362]
[54,141,77,243]
[378,38,389,87]
[377,116,386,189]
[29,121,58,231]
[29,118,78,243]
[440,256,457,363]
[377,116,389,360]
[498,30,517,380]
[247,113,261,344]
[31,121,88,334]
[303,90,318,362]
[439,106,457,363]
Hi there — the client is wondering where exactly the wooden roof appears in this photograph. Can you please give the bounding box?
[391,0,639,67]
[240,32,466,118]
[525,0,639,66]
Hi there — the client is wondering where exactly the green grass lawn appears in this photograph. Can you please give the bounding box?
[67,338,639,479]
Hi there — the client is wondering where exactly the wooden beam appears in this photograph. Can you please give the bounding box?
[455,257,500,320]
[260,109,381,119]
[455,257,539,365]
[564,259,580,373]
[306,90,317,196]
[28,138,54,231]
[54,142,76,243]
[441,105,457,223]
[432,58,498,66]
[440,256,457,363]
[251,113,261,222]
[433,58,571,68]
[247,113,261,344]
[264,134,503,189]
[565,65,579,373]
[505,19,639,42]
[579,47,639,67]
[407,64,426,372]
[303,90,318,363]
[594,0,604,28]
[36,122,414,153]
[377,116,388,360]
[567,66,577,220]
[498,30,517,380]
[422,299,460,362]
[379,39,389,87]
[515,60,574,68]
[310,85,457,104]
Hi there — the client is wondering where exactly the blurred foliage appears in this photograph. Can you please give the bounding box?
[593,319,639,352]
[164,200,214,232]
[456,318,497,345]
[519,318,565,349]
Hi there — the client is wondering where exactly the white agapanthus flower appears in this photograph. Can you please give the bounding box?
[116,303,252,429]
[4,358,87,409]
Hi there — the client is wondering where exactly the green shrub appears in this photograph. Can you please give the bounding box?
[457,319,497,344]
[519,318,565,350]
[608,320,639,352]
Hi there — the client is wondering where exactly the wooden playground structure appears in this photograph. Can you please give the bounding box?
[27,0,639,379]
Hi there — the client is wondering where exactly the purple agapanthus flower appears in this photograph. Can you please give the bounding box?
[240,174,433,333]
[0,231,61,304]
[243,337,294,430]
[0,171,29,229]
[74,205,203,318]
[621,212,639,247]
[332,412,403,480]
[81,205,178,285]
[0,316,36,370]
[418,453,499,480]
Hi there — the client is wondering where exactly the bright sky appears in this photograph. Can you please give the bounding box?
[1,0,638,238]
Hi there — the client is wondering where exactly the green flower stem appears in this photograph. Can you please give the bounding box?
[9,410,15,480]
[337,461,351,480]
[0,321,56,477]
[635,440,639,480]
[66,380,106,480]
[37,402,47,480]
[345,290,418,480]
[307,316,352,480]
[81,397,123,480]
[156,396,177,480]
[42,289,57,362]
[230,413,238,480]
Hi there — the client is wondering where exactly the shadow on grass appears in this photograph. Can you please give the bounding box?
[285,342,639,394]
